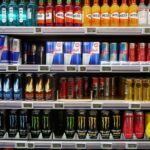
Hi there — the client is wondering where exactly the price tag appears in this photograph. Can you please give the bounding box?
[144,28,150,34]
[28,143,35,149]
[55,103,64,109]
[22,102,33,109]
[35,28,42,33]
[15,143,26,148]
[102,66,112,72]
[66,66,76,72]
[93,104,102,109]
[80,66,86,72]
[76,143,86,149]
[141,66,149,72]
[39,66,49,72]
[130,103,141,109]
[102,144,112,149]
[52,143,62,149]
[87,28,96,33]
[127,143,137,149]
[7,66,18,72]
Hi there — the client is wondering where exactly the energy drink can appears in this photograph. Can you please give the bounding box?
[100,110,110,139]
[22,42,28,64]
[101,42,109,61]
[35,74,44,101]
[83,77,90,98]
[25,74,34,100]
[0,76,3,100]
[124,78,133,101]
[67,77,75,99]
[110,77,117,97]
[0,110,6,137]
[99,77,104,97]
[65,110,75,139]
[75,77,83,99]
[77,110,87,139]
[3,74,13,100]
[30,44,36,64]
[8,110,18,137]
[147,43,150,61]
[134,79,142,101]
[19,110,28,138]
[88,110,98,139]
[129,43,136,61]
[104,77,110,97]
[92,77,99,99]
[110,43,118,61]
[137,43,146,61]
[42,110,51,138]
[31,110,40,138]
[36,46,45,64]
[59,77,67,99]
[134,111,144,139]
[13,74,22,100]
[143,79,150,101]
[119,42,128,61]
[111,110,121,139]
[123,111,134,139]
[145,112,150,138]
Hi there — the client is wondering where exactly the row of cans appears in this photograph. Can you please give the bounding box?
[120,78,150,101]
[0,74,56,101]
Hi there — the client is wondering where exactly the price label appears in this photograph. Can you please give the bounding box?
[7,66,18,72]
[80,66,86,72]
[76,143,86,149]
[102,66,112,72]
[52,143,62,149]
[55,103,64,109]
[130,104,141,109]
[16,143,26,148]
[141,66,149,72]
[87,28,96,33]
[23,103,33,109]
[39,66,49,72]
[102,144,112,149]
[28,143,34,148]
[144,28,150,34]
[127,143,137,149]
[93,104,102,109]
[66,66,76,72]
[35,28,42,33]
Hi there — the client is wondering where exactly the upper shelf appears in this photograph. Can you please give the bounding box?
[0,27,150,35]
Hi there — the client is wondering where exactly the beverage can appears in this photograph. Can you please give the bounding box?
[67,77,75,99]
[124,78,133,101]
[110,43,118,61]
[104,77,110,97]
[137,43,146,61]
[129,43,136,61]
[101,42,109,61]
[75,77,83,99]
[143,79,150,101]
[59,77,67,99]
[145,112,150,138]
[0,110,6,137]
[22,42,28,64]
[92,77,99,99]
[36,46,44,64]
[134,79,143,101]
[119,42,128,61]
[99,77,104,97]
[30,44,36,64]
[110,77,117,97]
[0,75,3,100]
[147,43,150,61]
[83,77,90,98]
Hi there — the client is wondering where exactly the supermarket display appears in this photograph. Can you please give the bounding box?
[0,0,150,27]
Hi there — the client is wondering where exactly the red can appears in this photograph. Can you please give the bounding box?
[123,111,134,139]
[83,77,90,98]
[137,43,146,61]
[59,77,67,99]
[147,43,150,61]
[67,77,75,99]
[99,77,104,97]
[129,43,136,62]
[75,77,83,99]
[134,111,144,139]
[92,77,99,99]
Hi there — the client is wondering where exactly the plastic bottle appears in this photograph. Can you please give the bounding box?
[148,0,150,25]
[65,0,73,26]
[129,0,138,26]
[92,0,100,26]
[101,0,110,26]
[110,0,119,26]
[82,0,91,26]
[46,0,53,26]
[120,0,129,26]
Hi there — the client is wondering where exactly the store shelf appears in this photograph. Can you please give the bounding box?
[0,27,150,35]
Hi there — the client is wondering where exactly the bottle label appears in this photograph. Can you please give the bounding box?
[56,12,64,19]
[2,8,6,23]
[111,12,119,19]
[129,12,138,19]
[139,10,147,25]
[74,12,82,20]
[46,12,52,20]
[86,14,92,19]
[65,11,73,24]
[101,13,110,19]
[120,12,128,19]
[19,8,24,23]
[92,13,100,19]
[9,7,14,22]
[37,13,45,20]
[27,8,32,19]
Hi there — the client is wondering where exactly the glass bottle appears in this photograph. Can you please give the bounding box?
[46,0,53,26]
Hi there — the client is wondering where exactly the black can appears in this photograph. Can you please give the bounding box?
[36,46,45,64]
[30,44,36,64]
[42,110,51,138]
[8,110,18,137]
[31,110,40,138]
[22,42,28,64]
[100,110,110,139]
[83,77,90,98]
[92,77,99,99]
[19,110,28,138]
[0,75,3,100]
[88,110,98,139]
[65,110,75,139]
[0,110,6,137]
[111,110,121,139]
[77,110,87,139]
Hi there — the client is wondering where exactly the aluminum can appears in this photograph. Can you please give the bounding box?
[36,46,45,64]
[0,75,3,100]
[134,79,142,101]
[147,43,150,61]
[124,78,133,101]
[67,77,75,99]
[145,112,150,138]
[143,79,150,101]
[75,77,83,99]
[119,42,128,61]
[83,77,90,98]
[0,110,6,137]
[104,77,110,97]
[99,77,104,97]
[92,77,99,99]
[59,77,67,99]
[30,44,36,64]
[110,77,117,97]
[101,42,109,61]
[22,42,28,64]
[137,43,146,61]
[110,43,118,61]
[129,43,136,61]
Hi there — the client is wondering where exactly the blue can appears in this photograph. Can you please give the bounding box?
[82,42,100,65]
[46,42,64,65]
[0,76,2,100]
[3,74,12,100]
[64,42,81,65]
[110,43,118,61]
[101,42,109,61]
[13,74,22,100]
[119,42,128,61]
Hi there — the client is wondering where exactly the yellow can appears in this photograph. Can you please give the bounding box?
[124,78,133,101]
[143,79,150,101]
[145,113,150,138]
[134,79,142,101]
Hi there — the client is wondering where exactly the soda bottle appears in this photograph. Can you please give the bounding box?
[120,0,129,26]
[110,0,119,26]
[65,0,73,26]
[138,0,148,26]
[73,0,82,26]
[55,0,64,26]
[82,0,91,26]
[148,0,150,25]
[101,0,110,26]
[37,0,45,26]
[92,0,100,26]
[129,0,138,26]
[45,0,53,26]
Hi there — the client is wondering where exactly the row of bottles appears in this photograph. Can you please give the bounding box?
[0,0,150,26]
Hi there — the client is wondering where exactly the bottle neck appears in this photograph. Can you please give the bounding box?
[47,0,52,5]
[2,0,7,3]
[66,0,72,5]
[122,0,127,4]
[57,0,62,4]
[39,0,44,6]
[103,0,108,4]
[131,0,136,4]
[84,0,90,5]
[113,0,117,4]
[20,0,25,3]
[75,0,80,6]
[94,0,99,5]
[30,0,35,3]
[140,0,144,3]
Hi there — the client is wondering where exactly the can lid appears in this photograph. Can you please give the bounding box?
[89,110,97,116]
[78,110,86,115]
[101,110,110,115]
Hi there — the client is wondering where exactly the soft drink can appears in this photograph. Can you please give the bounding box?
[25,73,34,100]
[67,77,75,99]
[0,76,2,100]
[83,77,90,98]
[100,110,110,139]
[137,43,146,61]
[143,79,150,101]
[46,42,64,65]
[134,111,144,139]
[101,42,109,61]
[35,74,44,101]
[59,77,67,99]
[123,111,134,139]
[30,44,36,64]
[111,110,121,139]
[36,46,45,64]
[110,43,118,61]
[19,110,28,138]
[145,112,150,138]
[13,74,22,100]
[0,110,6,137]
[64,42,81,65]
[92,77,99,99]
[3,74,12,100]
[147,43,150,61]
[119,42,128,61]
[124,78,133,101]
[31,110,40,138]
[75,77,83,99]
[134,79,142,101]
[110,77,117,96]
[42,110,51,138]
[129,43,136,61]
[22,42,28,64]
[104,77,110,97]
[99,77,104,97]
[8,110,18,137]
[82,42,100,65]
[77,110,87,139]
[88,110,98,139]
[65,110,75,139]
